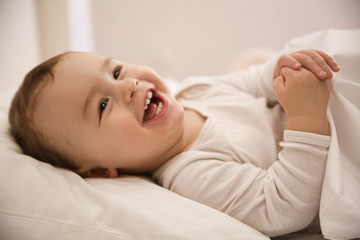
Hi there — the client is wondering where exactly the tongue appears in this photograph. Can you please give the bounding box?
[143,103,157,121]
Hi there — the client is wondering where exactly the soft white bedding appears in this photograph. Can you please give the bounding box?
[0,29,359,240]
[282,29,360,240]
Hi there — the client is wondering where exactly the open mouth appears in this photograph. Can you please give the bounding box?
[143,90,164,123]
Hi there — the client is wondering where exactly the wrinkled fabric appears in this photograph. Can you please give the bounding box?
[283,29,360,240]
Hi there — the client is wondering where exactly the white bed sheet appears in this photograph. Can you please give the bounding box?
[283,29,360,240]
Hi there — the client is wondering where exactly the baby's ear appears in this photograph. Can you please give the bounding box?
[78,167,118,178]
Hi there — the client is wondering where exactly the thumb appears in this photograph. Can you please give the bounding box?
[273,54,301,79]
[273,75,285,93]
[280,67,295,80]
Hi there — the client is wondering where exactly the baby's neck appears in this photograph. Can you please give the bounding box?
[154,108,205,171]
[180,109,206,152]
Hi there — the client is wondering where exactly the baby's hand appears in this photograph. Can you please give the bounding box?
[274,67,330,135]
[273,49,340,81]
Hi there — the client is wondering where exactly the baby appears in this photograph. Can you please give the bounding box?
[9,49,339,236]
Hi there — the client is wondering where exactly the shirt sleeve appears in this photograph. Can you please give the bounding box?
[153,130,330,237]
[211,58,278,106]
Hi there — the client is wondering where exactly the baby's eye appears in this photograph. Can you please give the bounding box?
[99,99,108,120]
[113,66,122,79]
[113,70,120,79]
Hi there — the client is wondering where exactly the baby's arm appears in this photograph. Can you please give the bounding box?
[208,49,339,108]
[274,67,330,135]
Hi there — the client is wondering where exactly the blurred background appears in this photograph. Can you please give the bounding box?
[1,0,360,92]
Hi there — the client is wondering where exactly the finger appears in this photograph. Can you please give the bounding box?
[291,51,329,80]
[273,54,301,80]
[280,67,294,79]
[298,49,340,80]
[312,49,340,72]
[273,75,285,92]
[302,50,333,79]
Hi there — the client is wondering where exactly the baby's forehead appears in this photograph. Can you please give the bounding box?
[52,53,107,82]
[58,52,106,67]
[38,52,113,115]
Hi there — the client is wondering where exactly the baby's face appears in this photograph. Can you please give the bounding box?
[35,52,185,176]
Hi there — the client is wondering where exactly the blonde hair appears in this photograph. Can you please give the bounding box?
[8,52,78,171]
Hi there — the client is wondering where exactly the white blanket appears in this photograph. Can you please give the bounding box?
[284,29,360,240]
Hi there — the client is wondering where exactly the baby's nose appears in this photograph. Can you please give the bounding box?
[121,78,138,103]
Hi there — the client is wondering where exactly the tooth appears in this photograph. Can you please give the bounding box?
[156,102,163,115]
[147,91,153,99]
[144,105,148,110]
[146,99,150,105]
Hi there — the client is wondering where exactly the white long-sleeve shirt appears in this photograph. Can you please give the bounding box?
[152,60,331,237]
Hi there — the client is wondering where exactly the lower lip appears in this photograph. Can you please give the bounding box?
[143,93,168,124]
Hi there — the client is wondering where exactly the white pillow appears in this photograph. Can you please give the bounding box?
[0,89,269,240]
